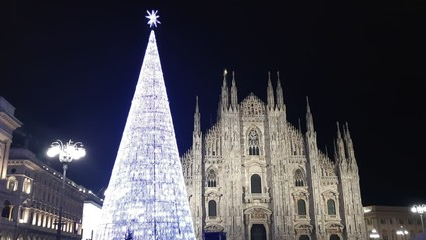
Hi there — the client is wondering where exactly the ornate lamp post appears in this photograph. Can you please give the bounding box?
[411,204,426,231]
[370,229,380,239]
[47,139,86,240]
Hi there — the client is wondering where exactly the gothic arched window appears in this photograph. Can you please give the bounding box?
[207,169,217,187]
[208,200,217,217]
[297,199,307,216]
[248,129,260,155]
[327,199,336,215]
[251,174,262,193]
[295,169,305,187]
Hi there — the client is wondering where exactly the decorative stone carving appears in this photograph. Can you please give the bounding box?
[204,224,224,232]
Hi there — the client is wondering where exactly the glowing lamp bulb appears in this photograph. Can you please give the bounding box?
[47,146,60,157]
[75,148,86,159]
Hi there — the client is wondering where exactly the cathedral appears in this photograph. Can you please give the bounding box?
[181,70,367,240]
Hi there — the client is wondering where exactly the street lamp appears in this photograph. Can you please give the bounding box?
[370,229,380,239]
[396,226,409,240]
[411,204,426,231]
[47,139,86,240]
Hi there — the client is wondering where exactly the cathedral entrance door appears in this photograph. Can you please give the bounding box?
[330,234,340,240]
[250,224,266,240]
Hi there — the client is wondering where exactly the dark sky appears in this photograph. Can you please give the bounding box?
[2,1,425,207]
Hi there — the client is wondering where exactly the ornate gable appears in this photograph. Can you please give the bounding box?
[240,93,266,117]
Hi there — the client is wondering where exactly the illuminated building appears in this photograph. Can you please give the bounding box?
[82,195,103,240]
[1,147,98,240]
[181,71,367,240]
[0,97,22,239]
[364,205,423,240]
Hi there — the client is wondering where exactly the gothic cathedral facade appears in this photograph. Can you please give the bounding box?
[181,71,367,240]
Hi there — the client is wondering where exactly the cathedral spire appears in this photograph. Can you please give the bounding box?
[344,122,356,164]
[336,121,342,139]
[306,96,315,134]
[335,121,346,162]
[221,69,229,111]
[333,138,339,162]
[231,71,238,110]
[267,71,275,110]
[276,71,285,110]
[194,96,201,136]
[95,11,195,239]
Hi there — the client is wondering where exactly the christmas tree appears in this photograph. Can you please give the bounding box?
[95,10,195,240]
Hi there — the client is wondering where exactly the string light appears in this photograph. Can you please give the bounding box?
[95,14,195,239]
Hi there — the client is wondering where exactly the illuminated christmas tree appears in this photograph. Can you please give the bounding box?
[95,10,195,240]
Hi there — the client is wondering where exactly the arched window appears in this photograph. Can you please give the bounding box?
[7,177,18,191]
[23,178,32,194]
[295,169,305,186]
[327,199,336,215]
[299,235,310,240]
[297,199,306,216]
[208,200,217,217]
[248,129,260,155]
[207,169,217,187]
[251,174,262,193]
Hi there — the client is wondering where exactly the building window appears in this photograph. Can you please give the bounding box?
[248,129,260,155]
[207,169,217,187]
[208,200,217,217]
[381,230,388,240]
[7,177,18,191]
[299,235,309,240]
[295,169,305,186]
[2,200,12,219]
[380,218,386,224]
[251,174,262,193]
[327,199,336,215]
[23,178,32,194]
[297,199,307,216]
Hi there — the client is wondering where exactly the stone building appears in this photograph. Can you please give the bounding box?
[364,205,424,240]
[181,71,367,240]
[0,96,23,239]
[0,97,102,240]
[1,147,96,240]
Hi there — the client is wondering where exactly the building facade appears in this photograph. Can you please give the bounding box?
[2,147,85,240]
[0,97,23,240]
[364,205,424,240]
[181,71,367,240]
[1,147,97,240]
[82,197,103,240]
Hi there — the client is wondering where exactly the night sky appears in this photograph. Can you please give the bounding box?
[3,1,425,207]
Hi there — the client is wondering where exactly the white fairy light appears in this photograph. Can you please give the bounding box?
[95,11,195,240]
[146,10,161,28]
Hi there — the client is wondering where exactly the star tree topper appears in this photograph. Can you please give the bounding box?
[146,10,161,28]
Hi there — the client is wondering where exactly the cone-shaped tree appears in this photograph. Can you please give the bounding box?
[95,13,195,239]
